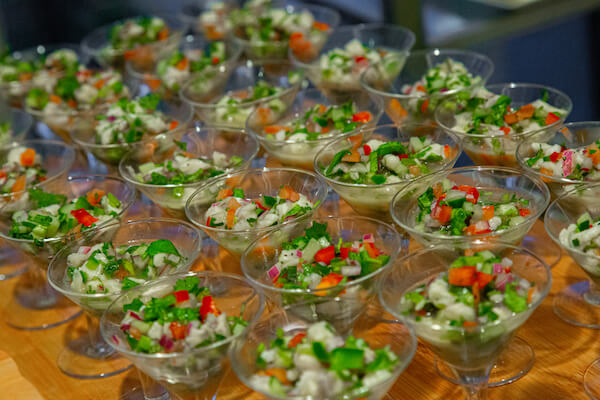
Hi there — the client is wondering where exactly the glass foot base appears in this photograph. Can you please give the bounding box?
[0,245,26,280]
[434,336,534,387]
[553,281,600,328]
[58,336,132,379]
[521,228,562,268]
[4,293,81,330]
[585,359,600,399]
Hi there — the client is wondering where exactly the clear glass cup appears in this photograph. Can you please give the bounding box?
[100,271,265,400]
[180,61,302,129]
[0,174,136,330]
[0,139,75,279]
[314,123,461,222]
[69,98,193,170]
[517,121,600,200]
[230,309,417,400]
[391,166,550,249]
[242,215,405,334]
[234,0,340,64]
[179,0,240,39]
[81,15,185,72]
[119,126,260,219]
[436,83,572,168]
[47,218,204,379]
[185,167,328,257]
[291,23,416,105]
[125,34,243,99]
[545,182,600,328]
[0,107,33,146]
[379,243,552,400]
[361,49,494,125]
[246,88,383,170]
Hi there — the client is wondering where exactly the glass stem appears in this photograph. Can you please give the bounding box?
[137,368,170,400]
[452,365,491,400]
[85,311,113,358]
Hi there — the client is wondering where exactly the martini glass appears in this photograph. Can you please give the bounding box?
[185,167,327,258]
[0,174,135,330]
[100,271,265,400]
[0,139,75,279]
[48,218,204,379]
[379,243,551,399]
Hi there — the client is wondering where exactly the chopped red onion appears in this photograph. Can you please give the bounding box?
[107,115,116,122]
[341,266,362,276]
[268,265,280,280]
[493,263,504,274]
[475,220,489,232]
[363,234,374,243]
[120,324,130,331]
[112,335,120,345]
[129,311,142,321]
[79,246,91,254]
[501,257,513,267]
[296,250,303,258]
[159,334,174,351]
[440,88,449,92]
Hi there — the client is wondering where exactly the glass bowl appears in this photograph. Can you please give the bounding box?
[314,123,461,222]
[100,271,264,399]
[361,48,494,125]
[125,34,243,99]
[233,0,340,63]
[0,139,76,212]
[69,97,193,168]
[180,61,302,128]
[436,83,572,167]
[0,107,34,146]
[0,174,135,330]
[242,215,404,334]
[516,121,600,200]
[291,23,416,105]
[246,88,383,170]
[119,126,260,219]
[379,242,551,399]
[185,167,327,257]
[230,310,417,400]
[0,43,89,108]
[47,217,203,379]
[179,0,240,39]
[391,166,550,248]
[545,182,600,328]
[81,15,185,72]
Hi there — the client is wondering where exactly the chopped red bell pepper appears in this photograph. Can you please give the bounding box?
[456,185,479,204]
[206,216,212,226]
[314,245,336,265]
[363,144,372,155]
[421,99,430,114]
[199,295,221,321]
[519,208,531,217]
[477,272,494,288]
[71,208,99,228]
[448,266,477,286]
[173,290,190,303]
[287,332,306,348]
[254,200,269,211]
[314,272,344,295]
[169,322,188,340]
[398,154,409,159]
[364,242,380,258]
[549,152,562,163]
[212,57,220,65]
[432,205,452,224]
[545,112,560,125]
[354,56,367,64]
[339,247,350,260]
[500,126,511,135]
[352,111,372,123]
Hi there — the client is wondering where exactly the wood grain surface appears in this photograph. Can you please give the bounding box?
[0,195,595,400]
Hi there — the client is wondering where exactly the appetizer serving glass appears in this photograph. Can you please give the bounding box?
[379,243,551,399]
[0,174,135,330]
[0,107,33,145]
[185,167,328,257]
[291,23,416,105]
[242,215,405,334]
[69,98,193,170]
[230,309,417,400]
[81,15,185,72]
[180,61,302,128]
[125,34,243,99]
[437,83,572,167]
[234,0,340,63]
[48,218,203,379]
[100,271,265,400]
[545,182,600,329]
[361,49,494,125]
[246,88,383,170]
[517,121,600,200]
[391,166,550,249]
[119,126,260,219]
[314,123,461,222]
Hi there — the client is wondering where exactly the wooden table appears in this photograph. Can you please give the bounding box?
[0,196,596,400]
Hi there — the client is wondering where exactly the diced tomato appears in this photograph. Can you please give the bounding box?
[169,322,188,340]
[341,149,361,163]
[354,56,367,64]
[416,85,426,93]
[463,321,478,328]
[432,205,452,224]
[363,144,372,155]
[287,332,306,348]
[264,125,289,134]
[216,188,233,200]
[477,272,494,288]
[279,185,300,201]
[519,208,531,217]
[456,185,479,204]
[173,290,190,303]
[314,272,344,295]
[398,154,409,159]
[314,245,336,265]
[339,247,350,260]
[86,189,105,207]
[312,21,330,31]
[545,112,560,126]
[199,295,221,321]
[169,120,179,130]
[549,152,561,163]
[352,111,372,123]
[482,205,494,220]
[448,266,477,286]
[211,57,220,65]
[500,126,511,135]
[20,148,36,166]
[420,99,429,114]
[71,208,99,228]
[516,104,535,120]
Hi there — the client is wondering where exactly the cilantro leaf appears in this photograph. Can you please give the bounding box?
[145,239,180,258]
[28,189,67,207]
[138,93,161,110]
[305,222,329,241]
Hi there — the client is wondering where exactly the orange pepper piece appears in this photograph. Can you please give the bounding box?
[216,188,233,200]
[278,185,300,201]
[341,149,361,163]
[20,148,36,166]
[86,189,105,207]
